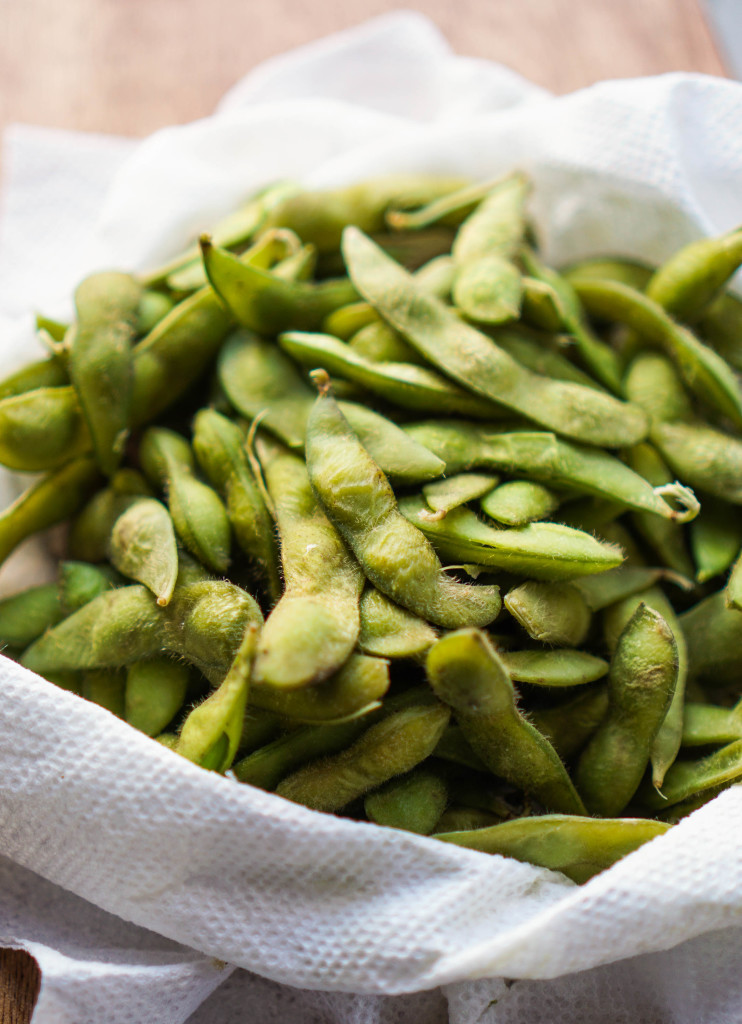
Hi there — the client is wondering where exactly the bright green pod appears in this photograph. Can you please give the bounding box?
[690,498,742,583]
[0,583,64,648]
[125,659,189,737]
[530,685,610,761]
[137,290,174,334]
[574,278,742,428]
[139,427,231,574]
[344,229,649,448]
[423,473,500,517]
[364,768,448,835]
[348,320,421,364]
[305,374,501,629]
[108,497,179,606]
[576,604,678,815]
[500,649,608,687]
[0,357,68,401]
[176,624,257,772]
[323,301,379,340]
[682,700,742,747]
[426,630,585,815]
[276,702,450,812]
[0,385,91,471]
[639,738,742,809]
[68,272,142,475]
[403,422,689,521]
[435,815,671,884]
[35,314,69,344]
[563,257,653,291]
[254,436,363,689]
[357,587,438,659]
[452,253,523,324]
[192,408,280,602]
[58,560,120,615]
[480,479,560,526]
[680,590,742,686]
[646,226,742,323]
[0,456,101,568]
[400,494,622,579]
[504,581,592,647]
[279,331,506,419]
[81,669,126,717]
[202,237,357,334]
[217,331,445,484]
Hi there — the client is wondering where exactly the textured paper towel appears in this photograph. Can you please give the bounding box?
[1,11,742,1022]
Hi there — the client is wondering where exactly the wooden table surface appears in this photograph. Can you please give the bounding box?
[0,0,726,1020]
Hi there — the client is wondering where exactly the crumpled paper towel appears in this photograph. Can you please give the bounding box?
[1,11,742,1023]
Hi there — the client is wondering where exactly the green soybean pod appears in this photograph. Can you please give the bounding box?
[0,357,68,401]
[305,373,501,629]
[81,669,126,717]
[682,700,742,747]
[530,686,610,760]
[576,604,678,815]
[452,253,523,325]
[651,419,742,505]
[58,561,121,615]
[623,350,694,424]
[426,630,586,814]
[573,277,742,428]
[434,807,503,833]
[639,738,742,810]
[344,228,649,449]
[192,408,280,602]
[504,581,591,647]
[698,292,742,372]
[435,815,671,884]
[452,171,531,262]
[358,586,438,659]
[422,473,500,518]
[67,272,143,475]
[0,583,64,648]
[690,498,742,583]
[253,435,363,689]
[680,590,742,686]
[139,427,231,574]
[251,653,390,724]
[348,320,422,364]
[402,422,689,521]
[386,173,521,232]
[399,494,623,580]
[573,566,669,612]
[108,497,179,607]
[137,290,174,334]
[480,479,560,526]
[276,702,451,812]
[519,276,565,333]
[176,623,258,772]
[364,769,448,835]
[645,226,742,323]
[500,649,608,687]
[0,386,91,472]
[563,257,653,291]
[0,456,101,568]
[432,725,489,772]
[491,328,605,391]
[125,659,189,736]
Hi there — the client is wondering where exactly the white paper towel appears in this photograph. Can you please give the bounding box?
[1,12,742,1022]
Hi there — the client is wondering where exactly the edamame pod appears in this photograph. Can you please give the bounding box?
[646,226,742,322]
[0,386,90,471]
[0,583,64,648]
[682,700,742,747]
[480,479,560,526]
[423,473,500,518]
[501,649,608,688]
[108,497,179,606]
[530,686,610,761]
[504,582,592,647]
[358,587,438,659]
[0,356,67,401]
[639,739,742,809]
[365,769,448,835]
[125,659,189,737]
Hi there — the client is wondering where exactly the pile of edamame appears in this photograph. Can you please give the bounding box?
[2,172,742,884]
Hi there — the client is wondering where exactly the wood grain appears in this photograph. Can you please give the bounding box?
[0,1,725,1021]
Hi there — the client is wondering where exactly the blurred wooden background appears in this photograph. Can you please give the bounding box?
[0,0,725,1020]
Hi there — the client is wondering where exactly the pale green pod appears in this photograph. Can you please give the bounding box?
[305,375,502,629]
[176,624,258,772]
[125,659,189,736]
[254,436,363,689]
[639,739,742,809]
[0,356,67,401]
[357,586,438,659]
[0,386,91,471]
[386,173,521,232]
[400,494,623,579]
[573,566,668,612]
[682,700,742,747]
[364,769,448,835]
[344,229,649,448]
[520,276,565,333]
[422,473,500,516]
[530,686,610,761]
[139,427,231,573]
[68,271,142,475]
[623,351,694,424]
[504,581,591,647]
[452,253,523,324]
[500,649,608,687]
[680,590,742,686]
[452,172,531,262]
[108,497,179,606]
[576,604,678,815]
[563,257,653,291]
[348,320,422,364]
[276,703,451,812]
[651,420,742,505]
[435,815,671,884]
[426,630,586,814]
[480,479,560,526]
[646,226,742,322]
